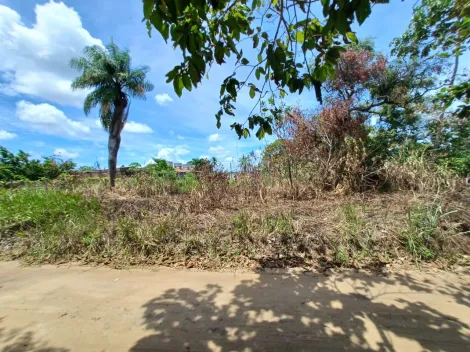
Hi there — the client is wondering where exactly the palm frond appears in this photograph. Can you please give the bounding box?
[99,103,114,132]
[70,40,154,122]
[121,101,131,132]
[83,87,118,116]
[69,57,90,71]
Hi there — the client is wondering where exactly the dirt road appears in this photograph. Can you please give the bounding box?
[0,262,469,351]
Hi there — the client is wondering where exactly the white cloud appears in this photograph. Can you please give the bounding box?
[155,93,173,106]
[94,119,102,128]
[16,100,90,138]
[35,141,46,147]
[177,135,184,140]
[155,144,190,162]
[0,2,102,107]
[54,148,79,159]
[144,158,155,166]
[124,121,153,134]
[224,156,235,162]
[199,155,210,159]
[208,145,230,158]
[208,133,222,142]
[0,129,16,140]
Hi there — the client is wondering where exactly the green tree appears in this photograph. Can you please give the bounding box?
[143,0,389,138]
[188,157,210,171]
[392,0,470,118]
[0,147,75,182]
[146,158,177,179]
[78,166,95,172]
[70,41,154,187]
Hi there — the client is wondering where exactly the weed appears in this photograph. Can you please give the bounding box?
[340,204,371,252]
[264,213,294,237]
[232,211,251,243]
[401,201,456,262]
[335,247,349,265]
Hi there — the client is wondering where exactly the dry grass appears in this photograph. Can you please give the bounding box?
[1,176,469,270]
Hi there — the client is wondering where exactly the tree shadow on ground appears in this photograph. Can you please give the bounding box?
[0,318,69,352]
[130,270,470,351]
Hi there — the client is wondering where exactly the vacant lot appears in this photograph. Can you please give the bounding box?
[1,173,469,271]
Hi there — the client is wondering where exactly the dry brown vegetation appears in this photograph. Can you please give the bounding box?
[1,169,469,271]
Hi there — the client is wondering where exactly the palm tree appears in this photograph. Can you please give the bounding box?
[70,41,154,187]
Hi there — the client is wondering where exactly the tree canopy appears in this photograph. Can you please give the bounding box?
[392,0,470,118]
[71,41,154,131]
[0,147,76,182]
[143,0,388,138]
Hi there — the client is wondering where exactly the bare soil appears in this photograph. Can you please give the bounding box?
[1,261,469,351]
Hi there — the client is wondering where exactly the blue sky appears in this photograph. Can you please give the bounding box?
[0,0,417,168]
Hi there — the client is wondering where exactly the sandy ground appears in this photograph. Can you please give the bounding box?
[0,262,469,352]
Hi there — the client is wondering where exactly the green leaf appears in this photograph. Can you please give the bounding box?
[249,86,256,99]
[241,58,249,65]
[255,68,261,80]
[272,0,279,6]
[243,128,249,138]
[263,121,272,135]
[150,10,162,31]
[322,0,330,17]
[346,32,358,42]
[253,35,259,48]
[215,43,225,64]
[146,20,152,37]
[314,65,327,82]
[182,74,192,91]
[174,76,184,97]
[280,89,285,98]
[295,31,305,43]
[161,23,169,41]
[356,0,371,25]
[335,10,348,34]
[258,53,263,63]
[143,0,154,18]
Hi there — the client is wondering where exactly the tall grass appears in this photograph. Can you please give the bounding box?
[401,202,456,262]
[381,148,457,192]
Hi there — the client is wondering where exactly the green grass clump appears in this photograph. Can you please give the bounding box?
[0,188,103,260]
[176,173,199,193]
[401,202,455,262]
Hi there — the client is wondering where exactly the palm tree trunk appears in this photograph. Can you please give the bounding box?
[108,133,121,187]
[108,95,127,187]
